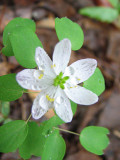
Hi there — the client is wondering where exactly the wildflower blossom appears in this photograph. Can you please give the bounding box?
[16,39,98,122]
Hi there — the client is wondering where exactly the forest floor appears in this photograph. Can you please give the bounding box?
[0,0,120,160]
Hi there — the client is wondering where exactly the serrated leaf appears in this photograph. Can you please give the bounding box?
[42,130,66,160]
[79,126,109,155]
[83,68,105,96]
[79,7,119,23]
[9,27,43,68]
[0,73,26,101]
[2,17,36,56]
[55,17,84,50]
[19,122,46,159]
[0,120,28,153]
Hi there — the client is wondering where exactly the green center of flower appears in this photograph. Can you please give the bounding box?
[54,72,69,89]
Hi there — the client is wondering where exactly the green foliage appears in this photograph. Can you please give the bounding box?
[2,39,13,56]
[79,7,119,23]
[9,27,43,68]
[19,122,66,160]
[42,130,66,160]
[2,17,36,56]
[42,116,64,135]
[108,0,119,8]
[83,68,105,96]
[71,100,77,115]
[0,101,10,117]
[0,120,28,153]
[79,126,109,155]
[0,73,26,101]
[55,17,84,50]
[19,122,46,159]
[42,100,77,134]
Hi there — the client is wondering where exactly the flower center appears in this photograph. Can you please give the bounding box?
[53,72,69,89]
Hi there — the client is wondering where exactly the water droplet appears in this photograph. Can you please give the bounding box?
[31,84,37,90]
[33,107,40,117]
[39,64,45,71]
[55,96,64,104]
[65,66,75,76]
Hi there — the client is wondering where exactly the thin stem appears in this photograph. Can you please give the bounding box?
[26,114,32,123]
[53,127,80,136]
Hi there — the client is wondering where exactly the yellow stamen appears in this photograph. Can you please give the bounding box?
[46,95,54,102]
[51,64,56,68]
[77,78,80,81]
[70,85,77,88]
[38,74,43,79]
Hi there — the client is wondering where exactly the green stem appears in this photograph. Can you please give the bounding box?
[26,114,32,123]
[53,127,80,136]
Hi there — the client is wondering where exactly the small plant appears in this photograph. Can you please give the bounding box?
[79,0,120,23]
[0,17,109,159]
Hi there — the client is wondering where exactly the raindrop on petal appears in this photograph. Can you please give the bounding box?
[65,66,75,76]
[55,96,64,104]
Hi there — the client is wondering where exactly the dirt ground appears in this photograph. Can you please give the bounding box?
[0,0,120,160]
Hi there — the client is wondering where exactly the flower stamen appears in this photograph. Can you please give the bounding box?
[38,74,43,79]
[46,95,54,102]
[53,72,69,89]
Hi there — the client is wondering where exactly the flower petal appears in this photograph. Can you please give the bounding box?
[16,69,53,90]
[53,39,71,75]
[64,59,97,84]
[35,47,56,78]
[32,92,49,119]
[54,87,73,123]
[64,85,98,105]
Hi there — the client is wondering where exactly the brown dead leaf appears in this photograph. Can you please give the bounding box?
[36,16,55,29]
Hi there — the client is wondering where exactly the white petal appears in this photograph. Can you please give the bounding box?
[32,86,57,119]
[35,47,56,78]
[53,39,71,75]
[54,87,73,123]
[16,69,53,90]
[64,59,97,84]
[64,85,98,105]
[32,92,49,119]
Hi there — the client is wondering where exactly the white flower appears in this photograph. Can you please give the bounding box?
[16,39,98,123]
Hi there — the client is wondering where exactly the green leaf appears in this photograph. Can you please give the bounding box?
[2,17,36,56]
[108,0,119,8]
[79,126,109,155]
[3,118,12,124]
[83,68,105,96]
[2,39,14,56]
[42,116,64,135]
[0,73,26,101]
[0,115,4,123]
[55,17,84,50]
[42,101,77,135]
[9,27,43,68]
[79,7,119,23]
[19,122,46,159]
[0,101,10,117]
[42,130,66,160]
[71,100,77,115]
[0,120,28,153]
